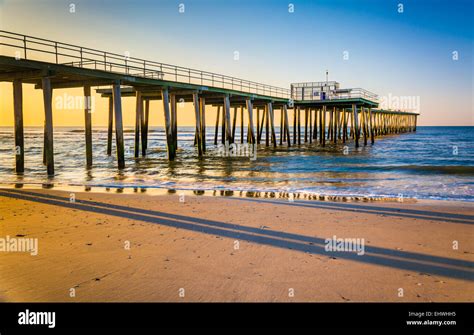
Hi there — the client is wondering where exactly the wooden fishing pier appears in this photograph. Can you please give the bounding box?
[0,31,418,175]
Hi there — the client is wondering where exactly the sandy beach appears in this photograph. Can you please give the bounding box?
[0,187,472,302]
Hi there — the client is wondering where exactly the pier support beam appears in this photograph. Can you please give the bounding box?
[246,99,256,144]
[240,106,244,144]
[223,95,232,144]
[293,107,297,145]
[283,104,291,147]
[214,105,220,145]
[112,81,125,169]
[232,107,237,141]
[342,108,347,143]
[42,78,54,175]
[84,85,93,167]
[134,91,142,158]
[200,96,206,153]
[13,79,24,174]
[297,106,301,145]
[141,99,150,156]
[163,88,177,160]
[352,104,360,148]
[368,107,374,144]
[264,105,269,146]
[321,106,326,147]
[268,102,277,148]
[170,94,177,149]
[304,108,308,143]
[107,97,113,156]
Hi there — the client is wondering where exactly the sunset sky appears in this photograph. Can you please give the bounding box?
[0,0,472,127]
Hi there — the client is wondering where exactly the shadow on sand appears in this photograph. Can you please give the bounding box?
[0,188,472,281]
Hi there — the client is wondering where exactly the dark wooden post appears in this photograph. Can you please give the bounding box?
[283,104,291,147]
[224,95,232,143]
[321,105,326,147]
[200,96,206,153]
[352,104,360,148]
[256,107,260,144]
[232,106,237,141]
[240,106,244,144]
[246,99,256,144]
[42,77,54,176]
[293,107,297,145]
[304,108,308,143]
[214,105,220,145]
[268,102,277,148]
[163,88,177,159]
[134,91,142,157]
[297,106,301,145]
[112,82,125,169]
[84,85,93,167]
[221,103,226,144]
[265,104,270,147]
[369,107,374,144]
[107,96,113,156]
[13,79,24,174]
[170,94,178,149]
[141,99,150,156]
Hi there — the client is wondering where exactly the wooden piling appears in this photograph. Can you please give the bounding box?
[214,105,220,145]
[107,97,113,156]
[321,105,326,147]
[283,104,291,147]
[352,104,360,148]
[13,79,24,174]
[342,108,347,143]
[297,106,301,145]
[268,102,277,148]
[161,89,176,160]
[309,108,312,144]
[192,92,203,156]
[140,99,150,157]
[240,106,244,144]
[232,106,237,141]
[84,85,93,167]
[304,108,308,143]
[200,96,206,153]
[265,104,270,147]
[257,107,260,144]
[280,107,284,145]
[223,95,232,143]
[333,107,337,144]
[293,107,297,145]
[245,99,256,144]
[42,77,54,176]
[368,107,374,144]
[112,81,125,169]
[170,93,178,149]
[134,91,142,158]
[221,103,226,144]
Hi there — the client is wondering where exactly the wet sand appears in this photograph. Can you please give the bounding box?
[0,187,472,302]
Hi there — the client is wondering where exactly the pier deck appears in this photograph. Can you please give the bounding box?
[0,31,418,175]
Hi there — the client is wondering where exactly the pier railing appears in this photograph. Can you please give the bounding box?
[291,85,379,103]
[0,30,291,99]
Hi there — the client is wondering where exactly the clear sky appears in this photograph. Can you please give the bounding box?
[0,0,472,126]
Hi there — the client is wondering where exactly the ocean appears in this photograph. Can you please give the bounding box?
[0,126,473,201]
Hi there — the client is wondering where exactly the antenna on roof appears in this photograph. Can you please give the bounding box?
[326,70,328,84]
